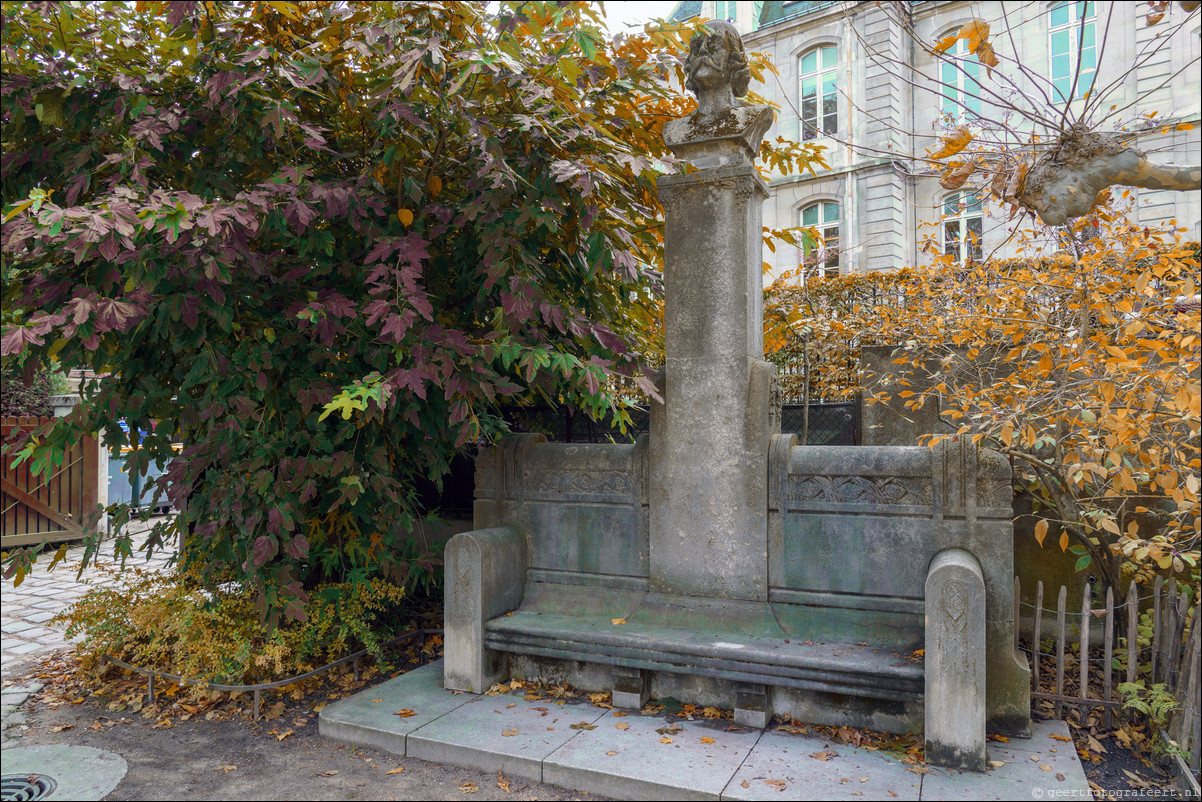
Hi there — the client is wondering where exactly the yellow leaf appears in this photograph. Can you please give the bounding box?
[398,208,414,226]
[660,736,673,744]
[276,729,294,741]
[386,767,405,775]
[960,20,991,53]
[611,618,626,626]
[1175,122,1194,131]
[1034,519,1049,547]
[616,722,630,730]
[1050,734,1072,742]
[1059,531,1069,552]
[394,709,417,717]
[427,175,443,197]
[933,31,960,54]
[700,736,716,744]
[502,727,519,736]
[927,127,974,161]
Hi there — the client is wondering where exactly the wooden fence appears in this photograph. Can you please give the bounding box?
[1,416,99,548]
[1014,576,1200,781]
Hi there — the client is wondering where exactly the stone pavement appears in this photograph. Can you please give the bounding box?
[1,519,175,747]
[322,660,1094,801]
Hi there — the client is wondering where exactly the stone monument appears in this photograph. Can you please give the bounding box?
[443,20,1030,770]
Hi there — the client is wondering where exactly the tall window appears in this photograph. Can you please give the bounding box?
[1049,1,1096,102]
[800,46,837,141]
[715,0,737,22]
[943,191,983,263]
[801,201,840,276]
[940,37,981,122]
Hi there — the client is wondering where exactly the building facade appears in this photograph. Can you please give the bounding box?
[669,1,1202,279]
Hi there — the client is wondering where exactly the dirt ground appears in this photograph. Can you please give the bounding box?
[6,659,604,801]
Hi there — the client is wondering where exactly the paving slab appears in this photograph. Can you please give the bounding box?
[318,661,473,755]
[406,686,609,783]
[0,744,128,800]
[920,720,1092,801]
[545,711,763,801]
[319,666,1094,802]
[722,729,921,801]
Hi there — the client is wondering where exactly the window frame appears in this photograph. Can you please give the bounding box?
[800,200,841,277]
[1048,1,1096,102]
[939,36,982,123]
[715,0,738,22]
[799,45,838,142]
[942,191,984,264]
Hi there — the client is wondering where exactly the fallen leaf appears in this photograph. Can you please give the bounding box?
[506,703,515,709]
[1050,733,1072,742]
[1057,773,1065,781]
[216,765,237,773]
[660,736,673,744]
[317,770,338,777]
[700,736,715,744]
[502,728,519,736]
[394,709,417,718]
[606,750,618,756]
[276,729,294,741]
[497,770,511,793]
[570,722,597,731]
[1086,734,1106,753]
[987,733,1010,742]
[765,778,787,791]
[810,750,836,761]
[616,722,630,730]
[458,781,479,793]
[612,711,628,717]
[988,760,1005,768]
[1040,765,1052,771]
[372,699,383,703]
[611,618,626,626]
[49,724,74,732]
[385,767,405,775]
[741,780,751,789]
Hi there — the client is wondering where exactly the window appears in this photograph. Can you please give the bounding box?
[940,37,981,122]
[1049,1,1096,102]
[943,191,983,263]
[801,201,840,276]
[715,0,737,22]
[799,46,837,140]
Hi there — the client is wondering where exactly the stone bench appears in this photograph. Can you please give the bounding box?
[445,433,1030,753]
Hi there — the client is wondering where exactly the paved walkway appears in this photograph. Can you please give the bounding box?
[1,516,175,744]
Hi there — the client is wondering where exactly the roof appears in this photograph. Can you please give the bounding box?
[667,0,703,22]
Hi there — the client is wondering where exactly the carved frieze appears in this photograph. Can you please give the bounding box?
[784,474,933,506]
[523,468,635,496]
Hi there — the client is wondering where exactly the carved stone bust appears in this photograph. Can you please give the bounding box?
[663,20,774,168]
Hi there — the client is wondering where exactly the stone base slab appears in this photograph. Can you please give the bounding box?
[320,662,1091,801]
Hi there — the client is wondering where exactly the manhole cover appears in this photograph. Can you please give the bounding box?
[1,774,58,802]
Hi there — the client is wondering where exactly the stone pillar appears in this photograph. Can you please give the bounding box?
[650,166,775,601]
[925,548,987,772]
[443,527,526,693]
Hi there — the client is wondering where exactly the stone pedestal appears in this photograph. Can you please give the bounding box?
[925,549,987,772]
[650,165,776,601]
[444,527,526,693]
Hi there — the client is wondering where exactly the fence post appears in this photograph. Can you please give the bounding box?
[1079,581,1091,722]
[1126,583,1139,689]
[1055,584,1067,720]
[1103,586,1114,730]
[1032,580,1044,694]
[1151,576,1164,684]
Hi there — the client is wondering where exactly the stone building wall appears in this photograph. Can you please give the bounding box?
[682,0,1202,278]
